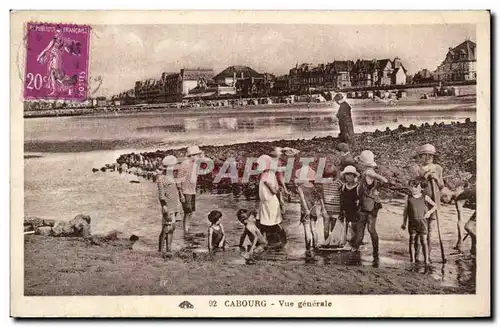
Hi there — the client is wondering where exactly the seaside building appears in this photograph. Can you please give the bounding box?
[412,69,435,84]
[434,40,476,82]
[288,57,407,91]
[133,68,215,103]
[213,65,264,86]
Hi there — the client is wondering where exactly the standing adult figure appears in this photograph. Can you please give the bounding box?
[177,145,203,239]
[257,154,287,246]
[334,93,355,146]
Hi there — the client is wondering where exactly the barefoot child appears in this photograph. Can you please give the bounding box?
[237,209,268,260]
[319,164,343,241]
[401,178,438,265]
[208,210,226,253]
[441,185,477,256]
[295,166,321,261]
[339,165,360,249]
[412,144,445,260]
[353,150,388,265]
[157,155,182,256]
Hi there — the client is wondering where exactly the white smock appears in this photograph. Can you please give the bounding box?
[258,171,282,226]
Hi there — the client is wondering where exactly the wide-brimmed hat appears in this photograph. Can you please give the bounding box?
[416,144,436,156]
[186,145,202,157]
[160,155,178,169]
[336,142,350,153]
[355,150,377,167]
[333,93,345,102]
[295,166,317,183]
[340,165,360,177]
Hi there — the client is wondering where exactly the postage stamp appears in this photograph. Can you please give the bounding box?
[10,11,490,318]
[23,22,90,101]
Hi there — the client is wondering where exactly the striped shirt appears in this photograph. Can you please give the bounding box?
[322,179,343,214]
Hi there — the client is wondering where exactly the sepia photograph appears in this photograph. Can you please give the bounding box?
[10,10,490,317]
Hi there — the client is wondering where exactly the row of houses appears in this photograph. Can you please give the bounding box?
[111,39,476,104]
[288,57,407,92]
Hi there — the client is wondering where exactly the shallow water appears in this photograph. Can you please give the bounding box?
[24,108,476,292]
[24,108,475,151]
[25,151,475,290]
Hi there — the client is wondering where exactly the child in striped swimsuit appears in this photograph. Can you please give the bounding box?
[320,164,343,241]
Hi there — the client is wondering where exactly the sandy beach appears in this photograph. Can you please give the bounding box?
[24,119,476,296]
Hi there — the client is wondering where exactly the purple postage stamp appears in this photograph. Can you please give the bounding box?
[24,22,90,101]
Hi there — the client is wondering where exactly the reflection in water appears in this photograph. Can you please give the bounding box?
[134,111,475,136]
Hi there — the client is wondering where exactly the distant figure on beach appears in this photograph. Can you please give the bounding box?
[156,155,182,256]
[178,145,203,239]
[334,93,355,146]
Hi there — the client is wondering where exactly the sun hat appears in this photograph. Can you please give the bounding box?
[336,142,350,153]
[333,93,345,102]
[355,150,377,167]
[295,166,317,183]
[340,165,360,177]
[160,155,178,170]
[186,145,202,157]
[416,144,436,156]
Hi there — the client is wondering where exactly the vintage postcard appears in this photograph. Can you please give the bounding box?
[10,11,490,317]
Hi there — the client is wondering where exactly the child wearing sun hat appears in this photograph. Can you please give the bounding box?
[352,150,388,265]
[411,143,445,261]
[339,165,360,248]
[157,155,182,256]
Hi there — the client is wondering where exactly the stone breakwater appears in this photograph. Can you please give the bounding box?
[95,119,476,198]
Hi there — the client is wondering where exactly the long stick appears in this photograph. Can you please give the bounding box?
[431,179,447,263]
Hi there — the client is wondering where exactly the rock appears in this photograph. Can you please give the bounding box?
[100,167,107,172]
[52,214,91,238]
[35,226,53,236]
[92,168,99,173]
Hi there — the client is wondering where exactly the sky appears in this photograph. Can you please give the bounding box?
[88,24,476,97]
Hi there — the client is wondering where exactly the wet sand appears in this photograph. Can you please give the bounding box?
[24,235,474,296]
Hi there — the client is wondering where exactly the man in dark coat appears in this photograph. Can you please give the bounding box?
[334,93,355,146]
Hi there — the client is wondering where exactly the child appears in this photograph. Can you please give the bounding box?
[401,178,438,265]
[319,164,343,241]
[157,155,182,257]
[295,166,321,261]
[412,144,445,261]
[237,209,268,261]
[339,165,360,249]
[336,142,356,170]
[441,186,477,256]
[208,210,226,253]
[353,150,388,265]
